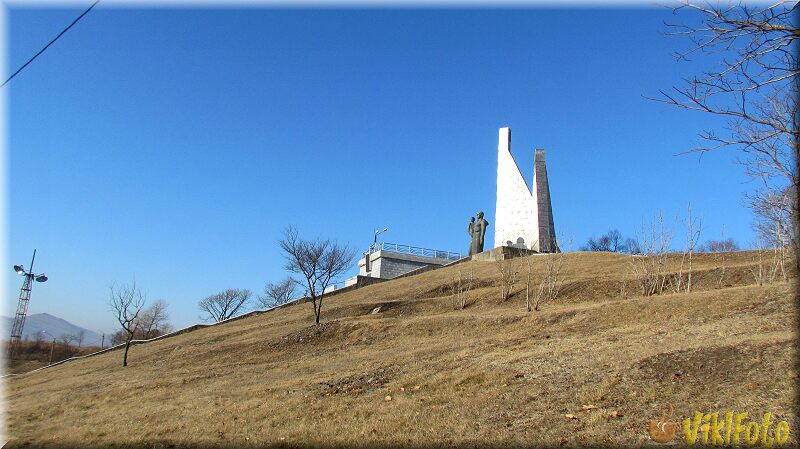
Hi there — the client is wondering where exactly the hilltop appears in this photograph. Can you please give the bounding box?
[5,251,797,448]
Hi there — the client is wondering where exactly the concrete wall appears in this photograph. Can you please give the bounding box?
[358,250,454,279]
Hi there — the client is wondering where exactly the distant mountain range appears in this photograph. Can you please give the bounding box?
[2,313,103,347]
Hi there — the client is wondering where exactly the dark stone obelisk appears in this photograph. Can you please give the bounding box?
[534,149,558,253]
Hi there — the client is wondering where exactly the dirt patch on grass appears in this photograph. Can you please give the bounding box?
[316,366,395,398]
[269,320,353,349]
[636,340,785,386]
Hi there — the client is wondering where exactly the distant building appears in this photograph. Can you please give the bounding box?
[494,127,558,252]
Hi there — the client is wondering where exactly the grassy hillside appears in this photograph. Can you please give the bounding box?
[5,251,797,448]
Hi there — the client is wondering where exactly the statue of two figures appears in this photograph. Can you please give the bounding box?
[468,211,489,256]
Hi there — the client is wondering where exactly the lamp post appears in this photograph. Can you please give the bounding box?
[39,330,56,364]
[10,250,48,357]
[372,227,389,251]
[364,228,389,275]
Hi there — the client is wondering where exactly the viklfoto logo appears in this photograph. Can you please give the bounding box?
[647,406,792,447]
[682,411,790,447]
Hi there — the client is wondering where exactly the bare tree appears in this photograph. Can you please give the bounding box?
[625,238,643,255]
[138,299,172,339]
[582,229,624,252]
[700,237,739,253]
[256,277,297,309]
[58,334,77,346]
[582,229,641,254]
[658,2,798,272]
[109,280,146,367]
[110,329,128,346]
[279,226,355,325]
[199,289,252,322]
[75,330,84,348]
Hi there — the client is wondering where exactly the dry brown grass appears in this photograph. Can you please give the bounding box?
[4,251,797,448]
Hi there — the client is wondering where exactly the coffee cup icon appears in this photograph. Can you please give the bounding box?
[648,404,677,443]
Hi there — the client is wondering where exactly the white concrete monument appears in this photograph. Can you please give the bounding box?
[494,127,558,252]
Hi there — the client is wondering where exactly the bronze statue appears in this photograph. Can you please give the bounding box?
[468,211,489,256]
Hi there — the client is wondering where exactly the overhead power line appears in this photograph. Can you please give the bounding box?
[2,0,101,88]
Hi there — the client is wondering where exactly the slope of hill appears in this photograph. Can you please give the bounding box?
[2,313,103,346]
[5,251,797,448]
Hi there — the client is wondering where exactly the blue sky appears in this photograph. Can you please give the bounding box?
[5,6,753,334]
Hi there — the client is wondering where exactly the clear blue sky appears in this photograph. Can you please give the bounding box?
[6,6,753,334]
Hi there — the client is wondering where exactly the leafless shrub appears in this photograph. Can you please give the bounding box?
[671,203,703,293]
[451,268,473,310]
[525,238,570,311]
[750,235,790,286]
[531,251,567,311]
[705,228,736,288]
[109,280,146,367]
[199,289,252,323]
[495,257,516,302]
[630,213,673,297]
[750,187,792,282]
[525,256,534,312]
[750,239,770,286]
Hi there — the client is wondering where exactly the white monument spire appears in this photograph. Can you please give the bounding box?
[493,127,557,252]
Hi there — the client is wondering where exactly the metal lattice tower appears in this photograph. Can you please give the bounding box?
[9,250,47,356]
[10,275,33,352]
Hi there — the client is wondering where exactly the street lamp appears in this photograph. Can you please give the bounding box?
[39,330,56,364]
[364,228,389,275]
[9,249,48,356]
[373,227,389,248]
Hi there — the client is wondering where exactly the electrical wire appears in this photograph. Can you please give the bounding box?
[2,0,101,88]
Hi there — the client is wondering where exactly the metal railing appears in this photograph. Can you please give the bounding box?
[369,242,461,261]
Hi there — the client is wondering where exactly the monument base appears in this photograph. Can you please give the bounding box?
[471,246,539,262]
